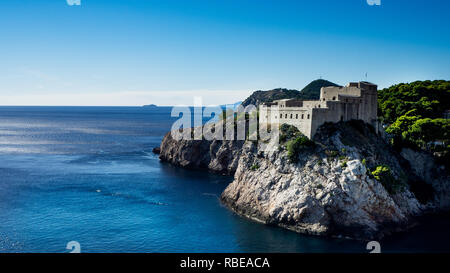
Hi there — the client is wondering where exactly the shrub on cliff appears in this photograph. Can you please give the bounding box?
[279,123,301,143]
[371,165,405,194]
[287,135,315,163]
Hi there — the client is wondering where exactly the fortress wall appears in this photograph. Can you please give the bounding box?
[337,96,361,120]
[302,101,328,110]
[356,89,378,127]
[320,86,361,101]
[310,99,365,137]
[276,107,314,138]
[280,108,313,138]
[310,102,343,137]
[355,82,378,126]
[259,105,314,138]
[368,90,378,127]
[285,100,304,107]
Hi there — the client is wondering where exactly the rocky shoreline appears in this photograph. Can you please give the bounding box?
[158,129,245,176]
[158,121,449,240]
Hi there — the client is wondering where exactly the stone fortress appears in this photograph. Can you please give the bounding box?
[259,81,378,138]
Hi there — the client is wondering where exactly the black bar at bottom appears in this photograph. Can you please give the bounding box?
[0,253,447,272]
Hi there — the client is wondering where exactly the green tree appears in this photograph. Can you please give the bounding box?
[379,80,450,155]
[371,165,405,194]
[286,135,315,163]
[406,118,450,148]
[385,112,420,147]
[378,80,450,124]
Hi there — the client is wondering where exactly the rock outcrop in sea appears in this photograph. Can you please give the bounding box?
[159,121,449,240]
[159,126,245,175]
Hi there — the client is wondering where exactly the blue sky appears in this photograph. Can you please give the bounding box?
[0,0,449,106]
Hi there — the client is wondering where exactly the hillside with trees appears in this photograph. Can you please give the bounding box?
[299,79,340,100]
[378,80,450,164]
[241,79,340,107]
[241,88,301,107]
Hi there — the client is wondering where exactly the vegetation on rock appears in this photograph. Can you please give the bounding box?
[278,123,316,163]
[371,165,405,194]
[378,80,449,164]
[279,123,301,143]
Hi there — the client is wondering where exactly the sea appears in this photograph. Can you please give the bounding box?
[0,106,449,253]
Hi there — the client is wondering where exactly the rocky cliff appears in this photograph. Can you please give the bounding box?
[400,148,450,209]
[159,121,449,240]
[159,129,245,175]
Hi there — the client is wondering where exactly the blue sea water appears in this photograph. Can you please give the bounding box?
[0,106,449,253]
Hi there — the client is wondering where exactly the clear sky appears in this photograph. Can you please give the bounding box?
[0,0,449,106]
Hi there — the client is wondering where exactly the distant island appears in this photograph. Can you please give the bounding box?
[143,104,158,108]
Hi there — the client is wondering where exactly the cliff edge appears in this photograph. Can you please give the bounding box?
[159,127,245,175]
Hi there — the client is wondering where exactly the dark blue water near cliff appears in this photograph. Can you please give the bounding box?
[0,106,449,253]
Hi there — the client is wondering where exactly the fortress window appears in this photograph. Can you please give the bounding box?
[301,114,304,119]
[285,114,288,118]
[296,114,298,119]
[290,114,293,118]
[318,105,321,108]
[332,96,336,100]
[307,114,310,119]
